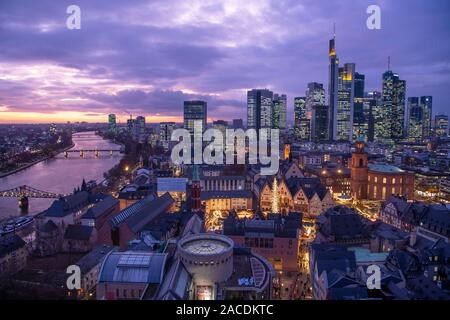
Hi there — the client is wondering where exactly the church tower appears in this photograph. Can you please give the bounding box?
[351,140,368,200]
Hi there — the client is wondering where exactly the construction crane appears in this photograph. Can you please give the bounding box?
[124,110,132,121]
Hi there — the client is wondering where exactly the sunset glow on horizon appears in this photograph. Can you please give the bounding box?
[1,0,449,124]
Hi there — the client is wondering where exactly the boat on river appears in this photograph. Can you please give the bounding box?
[0,216,34,237]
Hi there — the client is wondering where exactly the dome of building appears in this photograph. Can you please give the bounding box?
[177,234,234,285]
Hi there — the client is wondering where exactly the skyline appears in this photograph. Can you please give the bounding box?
[1,0,450,124]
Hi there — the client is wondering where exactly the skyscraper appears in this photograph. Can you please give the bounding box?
[212,120,228,149]
[232,119,244,129]
[381,70,406,142]
[159,122,176,150]
[136,116,146,134]
[184,100,207,140]
[311,105,329,142]
[306,82,326,111]
[306,82,328,142]
[247,89,273,130]
[127,116,134,133]
[272,94,287,130]
[407,97,422,141]
[108,114,116,133]
[134,116,146,142]
[420,96,433,139]
[363,92,379,142]
[352,73,367,141]
[294,97,309,141]
[336,63,355,141]
[435,114,449,137]
[328,34,339,140]
[369,91,385,142]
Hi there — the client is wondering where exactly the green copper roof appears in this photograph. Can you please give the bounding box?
[192,165,200,181]
[368,164,404,173]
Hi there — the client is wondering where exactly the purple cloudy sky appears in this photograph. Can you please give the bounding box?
[0,0,449,123]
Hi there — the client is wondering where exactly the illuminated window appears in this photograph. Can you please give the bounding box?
[374,186,377,198]
[392,178,396,184]
[383,177,387,184]
[374,177,378,183]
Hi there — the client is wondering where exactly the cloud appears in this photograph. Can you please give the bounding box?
[0,0,449,122]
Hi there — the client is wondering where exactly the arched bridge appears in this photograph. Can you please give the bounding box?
[0,185,64,209]
[63,149,121,157]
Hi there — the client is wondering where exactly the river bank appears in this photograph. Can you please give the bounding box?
[0,132,123,218]
[0,142,76,179]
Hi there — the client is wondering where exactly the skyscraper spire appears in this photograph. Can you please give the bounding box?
[333,22,336,39]
[388,56,391,71]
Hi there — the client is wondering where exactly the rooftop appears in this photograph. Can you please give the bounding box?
[348,247,389,264]
[0,234,26,258]
[63,224,94,241]
[179,234,233,256]
[81,195,119,220]
[75,245,116,275]
[369,164,404,173]
[99,251,168,284]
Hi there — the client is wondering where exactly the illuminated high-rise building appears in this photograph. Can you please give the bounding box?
[328,33,339,140]
[406,97,422,141]
[420,96,433,139]
[363,92,379,142]
[272,93,287,130]
[184,100,207,140]
[306,82,326,111]
[294,96,309,141]
[352,73,367,141]
[381,70,406,142]
[159,122,176,150]
[247,89,273,130]
[336,63,355,141]
[108,114,116,133]
[369,91,385,142]
[435,114,449,137]
[304,82,327,142]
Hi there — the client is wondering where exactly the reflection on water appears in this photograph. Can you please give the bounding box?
[0,132,122,219]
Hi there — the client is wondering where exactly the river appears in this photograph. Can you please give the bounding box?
[0,132,122,219]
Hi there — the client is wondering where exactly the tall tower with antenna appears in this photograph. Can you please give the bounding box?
[328,23,339,141]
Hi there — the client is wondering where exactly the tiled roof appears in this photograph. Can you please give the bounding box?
[319,206,370,241]
[110,194,157,227]
[126,193,175,233]
[63,224,94,241]
[82,195,119,219]
[40,191,90,218]
[39,220,58,233]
